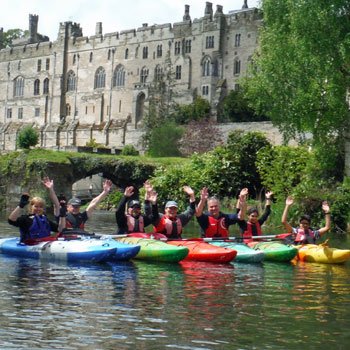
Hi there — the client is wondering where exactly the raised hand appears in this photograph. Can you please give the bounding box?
[19,193,30,208]
[124,186,134,197]
[183,186,194,196]
[103,179,113,193]
[200,187,209,201]
[266,191,273,200]
[42,177,54,190]
[322,201,330,214]
[285,196,294,206]
[148,190,158,204]
[239,188,249,201]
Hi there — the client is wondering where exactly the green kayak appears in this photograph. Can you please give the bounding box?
[115,236,189,263]
[210,241,264,263]
[248,241,298,262]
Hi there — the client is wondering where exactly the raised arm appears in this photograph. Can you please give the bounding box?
[8,193,30,222]
[318,201,331,235]
[236,188,248,220]
[42,177,60,216]
[196,187,208,217]
[86,179,112,218]
[183,185,195,203]
[281,196,294,233]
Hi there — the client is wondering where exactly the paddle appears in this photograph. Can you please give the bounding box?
[179,233,292,242]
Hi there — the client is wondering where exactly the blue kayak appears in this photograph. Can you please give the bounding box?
[0,237,117,263]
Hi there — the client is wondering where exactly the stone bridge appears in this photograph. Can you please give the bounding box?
[0,153,157,211]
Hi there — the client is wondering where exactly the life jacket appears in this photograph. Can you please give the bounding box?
[242,221,262,239]
[20,215,52,243]
[154,215,182,238]
[66,212,86,230]
[126,214,145,233]
[294,228,316,244]
[205,215,229,238]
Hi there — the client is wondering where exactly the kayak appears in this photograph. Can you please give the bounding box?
[108,239,141,261]
[115,236,189,263]
[0,237,117,263]
[247,241,298,262]
[294,243,350,264]
[209,241,265,263]
[126,233,236,263]
[167,240,237,263]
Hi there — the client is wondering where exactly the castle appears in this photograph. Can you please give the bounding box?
[0,1,262,151]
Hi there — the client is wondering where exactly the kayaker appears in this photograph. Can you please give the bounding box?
[281,196,331,244]
[195,187,247,238]
[152,186,196,239]
[115,180,159,235]
[8,194,66,245]
[238,190,274,240]
[59,179,113,234]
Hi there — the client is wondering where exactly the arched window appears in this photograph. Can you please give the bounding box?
[125,48,129,59]
[67,71,76,92]
[66,103,71,116]
[113,65,126,87]
[140,67,149,84]
[157,45,162,58]
[234,59,241,75]
[154,65,163,81]
[94,67,106,89]
[34,79,40,95]
[202,57,211,76]
[43,78,49,94]
[142,47,148,59]
[14,76,24,97]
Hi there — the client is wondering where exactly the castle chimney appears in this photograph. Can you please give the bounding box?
[95,22,102,36]
[215,5,223,15]
[183,4,191,21]
[29,14,38,42]
[242,0,248,9]
[204,2,213,17]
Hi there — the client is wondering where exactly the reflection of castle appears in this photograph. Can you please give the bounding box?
[0,1,262,151]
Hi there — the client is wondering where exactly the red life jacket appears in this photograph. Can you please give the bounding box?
[242,221,262,239]
[66,212,86,230]
[294,228,316,244]
[154,215,182,238]
[205,215,229,238]
[126,214,145,233]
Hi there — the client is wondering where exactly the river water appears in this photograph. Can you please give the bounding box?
[0,211,349,349]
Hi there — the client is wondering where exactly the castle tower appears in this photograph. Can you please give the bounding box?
[242,0,249,9]
[29,14,39,43]
[183,4,191,21]
[204,2,213,18]
[95,22,102,36]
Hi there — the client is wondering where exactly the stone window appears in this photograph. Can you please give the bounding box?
[140,67,149,83]
[143,47,148,59]
[125,48,129,59]
[234,83,240,91]
[113,65,126,87]
[73,54,77,65]
[235,33,241,47]
[185,40,192,53]
[66,104,71,116]
[174,41,181,55]
[34,79,40,95]
[234,59,241,75]
[18,107,23,120]
[37,59,41,72]
[14,77,24,97]
[94,67,106,89]
[67,71,76,92]
[35,107,40,117]
[46,58,50,70]
[206,36,214,49]
[157,45,162,58]
[154,65,163,81]
[6,108,12,119]
[43,78,49,94]
[18,61,21,70]
[202,85,209,96]
[203,57,211,76]
[175,65,182,80]
[89,52,93,62]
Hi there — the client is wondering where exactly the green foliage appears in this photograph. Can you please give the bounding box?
[243,0,350,151]
[121,145,139,156]
[85,138,105,148]
[99,189,123,210]
[217,90,268,122]
[147,121,184,157]
[172,97,211,124]
[17,126,39,149]
[1,29,28,47]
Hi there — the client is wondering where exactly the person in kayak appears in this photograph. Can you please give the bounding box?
[58,179,113,235]
[237,190,274,241]
[195,187,247,238]
[281,196,331,244]
[8,194,66,245]
[152,186,196,239]
[115,180,159,235]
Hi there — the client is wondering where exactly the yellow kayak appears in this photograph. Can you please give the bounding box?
[295,243,350,264]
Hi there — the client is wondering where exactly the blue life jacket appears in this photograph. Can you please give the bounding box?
[20,215,51,242]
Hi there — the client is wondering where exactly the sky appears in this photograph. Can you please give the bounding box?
[0,0,260,40]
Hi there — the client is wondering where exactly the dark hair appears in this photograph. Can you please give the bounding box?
[299,214,311,223]
[247,207,259,216]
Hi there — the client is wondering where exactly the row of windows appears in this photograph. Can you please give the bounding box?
[6,107,41,119]
[13,77,50,97]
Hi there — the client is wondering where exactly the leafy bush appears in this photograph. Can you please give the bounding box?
[172,97,211,124]
[121,145,139,156]
[17,126,39,149]
[85,138,105,148]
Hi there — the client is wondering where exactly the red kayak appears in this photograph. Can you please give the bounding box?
[128,233,237,263]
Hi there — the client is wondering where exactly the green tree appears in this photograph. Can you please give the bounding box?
[172,97,211,124]
[1,29,28,48]
[244,0,350,156]
[17,126,39,149]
